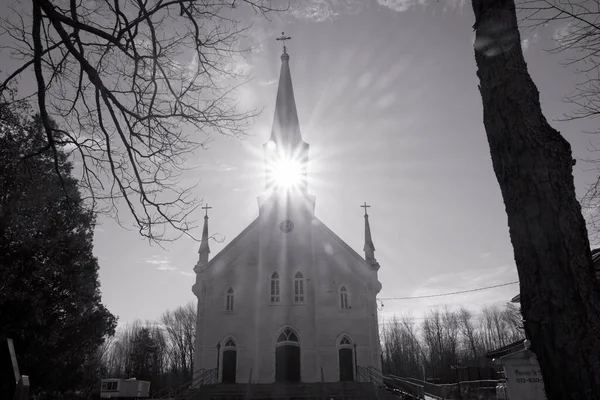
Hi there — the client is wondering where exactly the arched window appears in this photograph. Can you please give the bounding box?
[226,287,234,311]
[270,272,280,303]
[224,338,236,348]
[340,336,352,346]
[293,272,304,303]
[339,285,349,310]
[277,328,299,344]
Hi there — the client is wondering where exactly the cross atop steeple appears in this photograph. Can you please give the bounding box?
[197,204,212,264]
[276,32,291,54]
[360,202,371,216]
[362,201,377,266]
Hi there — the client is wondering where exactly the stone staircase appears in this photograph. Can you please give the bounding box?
[182,381,395,399]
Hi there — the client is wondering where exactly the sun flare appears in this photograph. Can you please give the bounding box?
[272,158,302,187]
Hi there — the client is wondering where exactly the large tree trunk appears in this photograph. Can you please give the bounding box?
[471,0,600,398]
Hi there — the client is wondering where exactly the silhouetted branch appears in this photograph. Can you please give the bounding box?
[517,0,600,240]
[0,0,283,241]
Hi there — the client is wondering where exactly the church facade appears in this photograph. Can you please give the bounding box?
[191,43,383,385]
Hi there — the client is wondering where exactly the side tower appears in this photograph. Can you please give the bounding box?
[192,205,211,381]
[361,203,383,372]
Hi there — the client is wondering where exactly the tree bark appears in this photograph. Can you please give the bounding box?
[471,0,600,398]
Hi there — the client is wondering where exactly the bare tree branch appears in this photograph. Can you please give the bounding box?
[0,0,284,241]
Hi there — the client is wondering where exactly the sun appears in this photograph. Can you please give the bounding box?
[272,158,302,188]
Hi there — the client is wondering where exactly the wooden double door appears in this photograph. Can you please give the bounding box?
[339,348,354,381]
[275,345,301,382]
[222,349,237,384]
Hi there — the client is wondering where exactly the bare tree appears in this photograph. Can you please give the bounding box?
[380,315,423,378]
[516,0,600,238]
[457,308,481,361]
[0,0,280,241]
[471,0,600,397]
[160,302,196,380]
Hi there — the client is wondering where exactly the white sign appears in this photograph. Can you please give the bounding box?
[504,364,547,400]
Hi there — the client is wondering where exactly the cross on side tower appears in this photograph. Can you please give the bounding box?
[360,202,371,216]
[276,31,291,53]
[202,203,212,217]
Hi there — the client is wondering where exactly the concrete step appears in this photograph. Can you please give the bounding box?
[184,382,379,400]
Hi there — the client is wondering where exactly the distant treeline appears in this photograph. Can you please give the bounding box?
[98,302,197,396]
[380,303,524,383]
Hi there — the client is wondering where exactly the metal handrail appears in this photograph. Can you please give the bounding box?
[181,369,218,400]
[150,369,201,399]
[246,368,253,398]
[386,374,426,399]
[151,367,217,399]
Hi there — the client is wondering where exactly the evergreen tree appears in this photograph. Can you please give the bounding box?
[0,108,117,397]
[128,328,158,382]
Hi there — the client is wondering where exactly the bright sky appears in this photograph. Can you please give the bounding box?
[3,0,598,327]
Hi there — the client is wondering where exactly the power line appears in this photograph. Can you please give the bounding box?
[377,281,518,301]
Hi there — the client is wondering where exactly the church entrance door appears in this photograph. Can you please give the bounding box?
[339,348,354,381]
[222,350,237,383]
[221,338,237,384]
[275,328,301,382]
[275,345,301,382]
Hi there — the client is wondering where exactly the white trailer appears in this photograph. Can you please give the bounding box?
[100,378,150,399]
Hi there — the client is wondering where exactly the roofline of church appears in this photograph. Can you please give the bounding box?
[196,217,260,272]
[313,217,378,271]
[196,214,376,276]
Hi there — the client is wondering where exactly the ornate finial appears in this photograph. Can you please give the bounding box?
[361,202,371,217]
[276,31,291,54]
[202,203,212,217]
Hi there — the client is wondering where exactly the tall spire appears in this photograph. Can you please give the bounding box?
[269,32,303,150]
[361,202,376,262]
[198,204,212,265]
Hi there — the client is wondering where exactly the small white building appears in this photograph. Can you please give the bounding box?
[490,340,547,400]
[100,378,150,399]
[191,45,383,385]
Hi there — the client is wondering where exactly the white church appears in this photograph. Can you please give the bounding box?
[191,39,383,386]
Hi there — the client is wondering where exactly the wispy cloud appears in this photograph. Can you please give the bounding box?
[157,265,178,271]
[289,0,366,23]
[553,22,574,45]
[378,0,466,12]
[416,264,517,293]
[144,256,193,277]
[378,0,426,12]
[259,79,278,86]
[378,264,519,322]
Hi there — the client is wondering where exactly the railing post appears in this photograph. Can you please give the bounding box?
[216,342,221,383]
[353,343,358,380]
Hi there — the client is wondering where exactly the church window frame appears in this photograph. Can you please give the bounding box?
[276,327,300,346]
[224,337,237,349]
[293,271,305,304]
[339,285,350,310]
[225,287,234,312]
[339,335,353,347]
[270,272,281,304]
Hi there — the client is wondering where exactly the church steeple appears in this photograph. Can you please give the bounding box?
[362,202,379,270]
[198,204,212,265]
[269,32,303,149]
[262,33,310,195]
